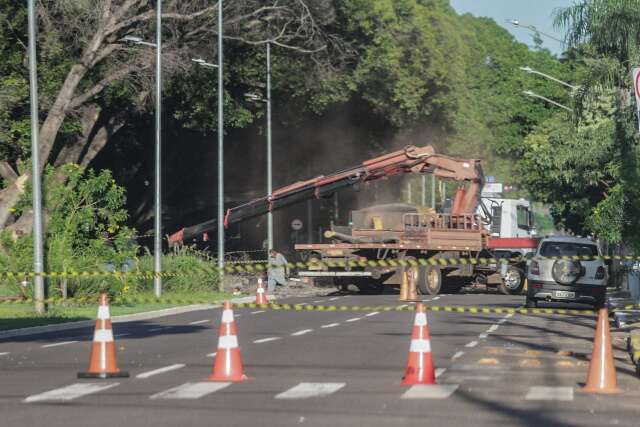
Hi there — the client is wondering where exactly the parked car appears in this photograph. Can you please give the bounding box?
[526,236,608,308]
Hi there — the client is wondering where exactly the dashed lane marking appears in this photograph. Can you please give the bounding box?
[505,313,514,318]
[149,327,170,332]
[452,351,464,360]
[24,383,119,403]
[275,382,345,400]
[150,382,231,400]
[41,341,78,348]
[465,341,478,348]
[115,333,131,337]
[525,386,573,401]
[253,337,281,343]
[321,323,340,328]
[498,318,507,324]
[365,312,380,317]
[432,296,441,301]
[401,384,459,399]
[291,329,313,336]
[435,368,446,378]
[345,317,361,322]
[328,297,341,301]
[206,352,217,358]
[478,333,488,339]
[397,304,408,309]
[251,310,266,314]
[188,319,210,325]
[136,364,186,379]
[312,300,322,303]
[488,325,499,332]
[0,352,9,356]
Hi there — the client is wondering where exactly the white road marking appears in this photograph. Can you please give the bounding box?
[312,300,322,303]
[41,341,78,348]
[115,333,131,337]
[136,364,186,379]
[24,383,119,403]
[291,329,313,336]
[206,352,217,357]
[149,327,169,332]
[328,297,341,301]
[188,319,210,325]
[505,313,514,319]
[401,384,459,399]
[253,337,281,343]
[251,310,266,314]
[435,368,446,378]
[365,312,379,317]
[321,323,340,328]
[422,299,432,302]
[465,341,478,348]
[345,317,361,322]
[488,325,499,332]
[0,352,9,356]
[150,382,231,400]
[397,304,408,309]
[498,318,507,324]
[525,386,573,401]
[432,296,441,301]
[452,351,464,360]
[478,333,488,339]
[275,382,345,399]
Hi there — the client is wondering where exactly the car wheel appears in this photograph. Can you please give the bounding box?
[419,266,442,295]
[499,266,525,295]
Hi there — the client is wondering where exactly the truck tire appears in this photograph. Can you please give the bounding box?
[499,266,525,295]
[419,266,442,295]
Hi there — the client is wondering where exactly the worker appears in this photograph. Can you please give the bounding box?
[267,249,289,294]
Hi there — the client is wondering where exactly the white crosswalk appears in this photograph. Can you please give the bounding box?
[22,380,577,403]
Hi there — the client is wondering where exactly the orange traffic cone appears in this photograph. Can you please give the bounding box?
[208,301,248,382]
[255,278,268,305]
[78,294,129,378]
[402,303,436,385]
[581,307,621,394]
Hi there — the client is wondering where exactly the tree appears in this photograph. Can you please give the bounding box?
[0,0,339,235]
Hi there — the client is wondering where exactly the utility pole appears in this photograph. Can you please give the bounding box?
[27,0,45,314]
[153,0,163,298]
[431,175,436,209]
[217,0,225,290]
[266,42,273,253]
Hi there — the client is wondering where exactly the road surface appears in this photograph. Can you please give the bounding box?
[2,291,639,426]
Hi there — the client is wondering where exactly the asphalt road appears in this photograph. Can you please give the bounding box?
[2,290,639,427]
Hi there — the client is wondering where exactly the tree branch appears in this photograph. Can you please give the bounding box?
[0,162,18,184]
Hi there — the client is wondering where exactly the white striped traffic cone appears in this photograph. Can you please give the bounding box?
[255,278,268,304]
[208,301,248,381]
[78,294,129,378]
[402,303,435,385]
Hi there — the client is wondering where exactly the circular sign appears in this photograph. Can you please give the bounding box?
[291,219,303,231]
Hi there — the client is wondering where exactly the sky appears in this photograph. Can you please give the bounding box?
[450,0,574,54]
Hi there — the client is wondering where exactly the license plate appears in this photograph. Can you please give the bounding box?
[554,290,575,299]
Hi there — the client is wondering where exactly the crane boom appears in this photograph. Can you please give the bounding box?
[168,145,483,245]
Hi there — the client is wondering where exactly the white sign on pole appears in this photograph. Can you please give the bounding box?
[632,67,640,132]
[481,183,503,195]
[291,219,303,231]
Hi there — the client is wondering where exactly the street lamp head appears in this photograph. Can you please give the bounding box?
[523,90,535,96]
[122,35,143,43]
[192,58,205,64]
[507,19,520,26]
[520,66,533,73]
[191,57,218,68]
[244,92,263,102]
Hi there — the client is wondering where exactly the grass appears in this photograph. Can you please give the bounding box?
[0,291,232,332]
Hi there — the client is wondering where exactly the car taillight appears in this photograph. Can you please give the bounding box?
[530,261,540,276]
[595,266,606,280]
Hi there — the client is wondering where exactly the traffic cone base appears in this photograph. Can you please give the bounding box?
[78,294,129,379]
[580,308,621,394]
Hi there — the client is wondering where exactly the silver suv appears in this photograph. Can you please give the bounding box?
[526,236,608,308]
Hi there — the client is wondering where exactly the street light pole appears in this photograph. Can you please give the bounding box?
[520,66,578,90]
[266,42,273,253]
[27,0,45,314]
[217,0,225,290]
[522,90,573,112]
[153,0,163,298]
[506,19,565,45]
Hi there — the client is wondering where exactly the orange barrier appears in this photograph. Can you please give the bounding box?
[78,294,129,379]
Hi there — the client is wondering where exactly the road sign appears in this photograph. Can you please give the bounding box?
[291,219,303,231]
[482,183,503,195]
[486,176,495,183]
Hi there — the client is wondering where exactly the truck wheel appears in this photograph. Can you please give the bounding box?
[419,266,442,295]
[499,266,525,295]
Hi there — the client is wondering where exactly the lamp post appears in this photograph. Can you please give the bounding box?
[522,90,573,112]
[520,66,579,90]
[121,6,162,299]
[506,19,565,45]
[244,42,273,253]
[217,0,225,289]
[27,0,45,314]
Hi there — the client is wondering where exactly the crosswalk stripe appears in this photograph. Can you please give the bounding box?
[136,364,185,379]
[41,341,78,348]
[150,382,231,400]
[275,382,345,399]
[525,386,573,401]
[401,384,459,399]
[24,383,119,403]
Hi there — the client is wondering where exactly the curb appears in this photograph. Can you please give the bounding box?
[0,295,257,339]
